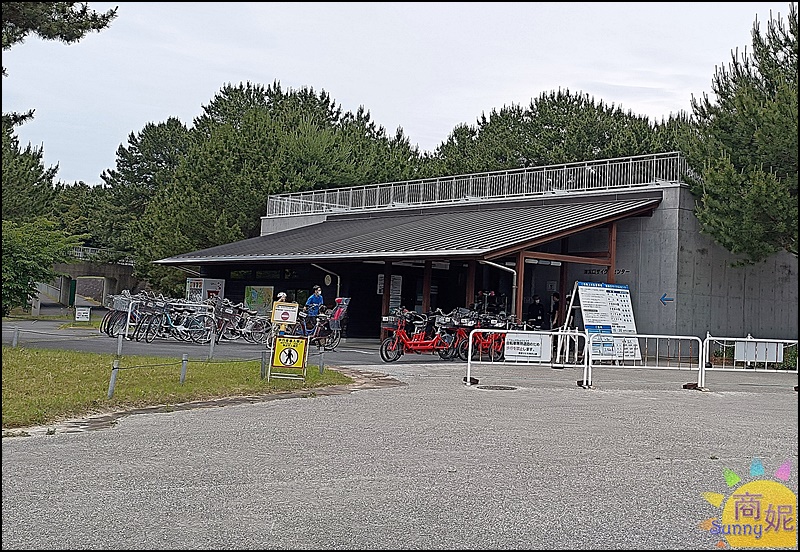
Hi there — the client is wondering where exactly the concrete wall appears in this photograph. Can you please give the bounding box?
[568,185,798,340]
[673,187,798,340]
[52,262,148,306]
[260,214,329,236]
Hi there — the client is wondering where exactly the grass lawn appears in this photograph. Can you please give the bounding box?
[2,346,352,432]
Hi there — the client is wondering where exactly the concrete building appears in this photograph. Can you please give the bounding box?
[156,152,798,340]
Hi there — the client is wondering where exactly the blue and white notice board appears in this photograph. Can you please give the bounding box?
[576,282,641,361]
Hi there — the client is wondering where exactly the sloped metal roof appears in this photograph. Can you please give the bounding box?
[154,193,661,265]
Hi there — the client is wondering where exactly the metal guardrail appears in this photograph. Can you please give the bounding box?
[267,151,693,217]
[70,246,134,266]
[701,333,798,388]
[585,332,704,388]
[462,328,797,391]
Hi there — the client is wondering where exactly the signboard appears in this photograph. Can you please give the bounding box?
[186,278,225,302]
[271,301,299,324]
[268,336,309,382]
[75,307,91,322]
[504,331,552,361]
[576,281,641,361]
[244,285,274,315]
[377,274,403,310]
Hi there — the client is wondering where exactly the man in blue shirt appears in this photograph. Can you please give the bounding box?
[305,285,324,327]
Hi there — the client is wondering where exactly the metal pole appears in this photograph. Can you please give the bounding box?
[180,354,188,384]
[12,326,19,347]
[208,324,216,360]
[108,360,119,399]
[319,350,325,375]
[261,350,267,379]
[117,332,123,356]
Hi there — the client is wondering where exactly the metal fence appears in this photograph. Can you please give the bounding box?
[700,333,798,388]
[70,246,134,266]
[461,329,798,391]
[267,151,694,217]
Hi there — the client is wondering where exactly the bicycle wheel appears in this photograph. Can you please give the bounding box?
[144,313,163,343]
[187,314,214,343]
[437,334,455,360]
[107,311,127,338]
[246,318,269,344]
[380,337,402,362]
[221,320,241,341]
[457,338,470,361]
[323,329,341,351]
[133,313,152,342]
[99,309,115,334]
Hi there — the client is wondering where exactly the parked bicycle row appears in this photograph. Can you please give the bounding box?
[379,305,534,363]
[99,291,350,350]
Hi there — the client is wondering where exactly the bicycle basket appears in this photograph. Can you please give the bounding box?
[112,296,133,311]
[435,315,458,329]
[381,315,399,329]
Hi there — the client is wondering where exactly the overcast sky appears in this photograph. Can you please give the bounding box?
[2,2,794,186]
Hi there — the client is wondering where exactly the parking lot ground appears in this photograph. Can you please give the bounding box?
[2,356,797,550]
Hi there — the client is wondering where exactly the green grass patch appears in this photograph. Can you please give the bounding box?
[2,346,352,430]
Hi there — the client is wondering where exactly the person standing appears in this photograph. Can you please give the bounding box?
[527,294,547,329]
[550,292,561,329]
[305,285,324,327]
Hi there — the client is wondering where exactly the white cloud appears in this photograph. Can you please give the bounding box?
[2,1,793,185]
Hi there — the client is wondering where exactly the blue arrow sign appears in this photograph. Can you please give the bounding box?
[660,292,674,306]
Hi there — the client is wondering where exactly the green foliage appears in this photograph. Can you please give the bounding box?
[1,346,352,429]
[1,2,117,50]
[1,121,60,220]
[421,89,682,177]
[780,344,798,370]
[96,118,193,252]
[680,3,798,264]
[1,219,82,316]
[125,82,423,293]
[2,1,117,124]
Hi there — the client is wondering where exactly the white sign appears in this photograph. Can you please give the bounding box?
[186,278,226,302]
[377,274,403,310]
[271,301,299,324]
[576,281,641,361]
[504,331,552,361]
[75,307,91,322]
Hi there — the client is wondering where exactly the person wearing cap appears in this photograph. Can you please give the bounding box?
[304,285,324,325]
[275,291,288,302]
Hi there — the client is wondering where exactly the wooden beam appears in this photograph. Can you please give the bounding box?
[466,261,476,308]
[522,251,611,266]
[515,250,525,321]
[607,222,617,284]
[381,261,392,340]
[422,260,432,312]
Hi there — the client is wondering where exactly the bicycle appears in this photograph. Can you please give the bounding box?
[143,302,214,343]
[292,307,342,351]
[379,307,454,363]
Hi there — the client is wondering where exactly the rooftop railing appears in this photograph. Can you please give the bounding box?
[70,246,135,266]
[266,151,693,217]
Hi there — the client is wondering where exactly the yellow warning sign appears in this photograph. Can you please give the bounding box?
[272,336,307,369]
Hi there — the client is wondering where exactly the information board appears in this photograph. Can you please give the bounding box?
[504,331,552,362]
[244,285,274,315]
[75,307,91,322]
[576,282,641,361]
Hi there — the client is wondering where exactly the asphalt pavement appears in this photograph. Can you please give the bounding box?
[2,300,798,550]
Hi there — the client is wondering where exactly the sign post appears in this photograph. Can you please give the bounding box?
[575,281,641,361]
[75,306,91,322]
